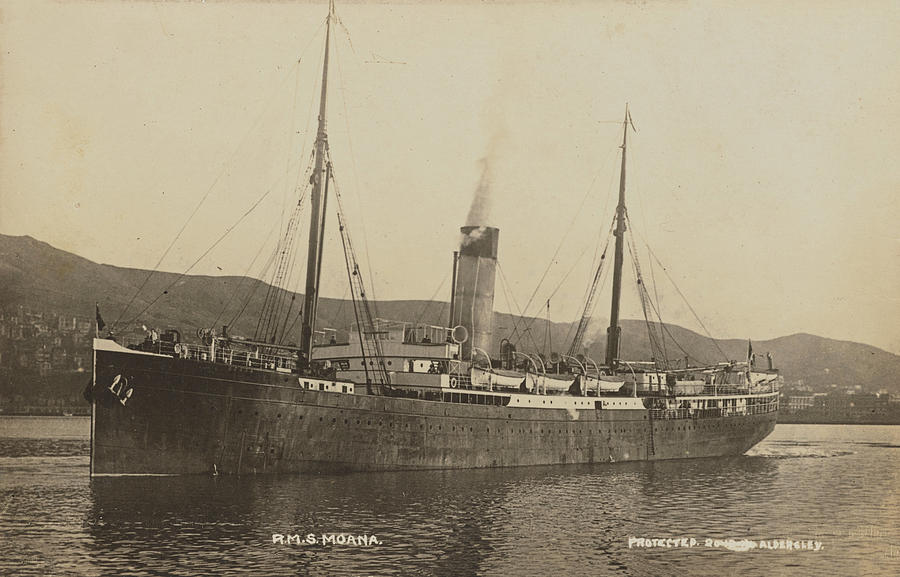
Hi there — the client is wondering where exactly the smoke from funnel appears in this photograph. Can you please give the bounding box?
[465,157,493,226]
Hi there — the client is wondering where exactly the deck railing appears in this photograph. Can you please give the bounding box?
[174,343,295,372]
[649,398,779,420]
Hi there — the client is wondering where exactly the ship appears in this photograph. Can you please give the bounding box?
[86,2,780,476]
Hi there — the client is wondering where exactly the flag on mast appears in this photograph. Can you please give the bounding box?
[96,303,106,335]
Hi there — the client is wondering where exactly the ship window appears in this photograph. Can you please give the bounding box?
[342,385,347,393]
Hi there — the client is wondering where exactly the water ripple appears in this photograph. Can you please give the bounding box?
[0,421,898,576]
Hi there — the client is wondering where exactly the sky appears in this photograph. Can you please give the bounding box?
[1,0,899,354]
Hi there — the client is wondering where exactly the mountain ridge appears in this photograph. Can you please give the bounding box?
[2,233,898,393]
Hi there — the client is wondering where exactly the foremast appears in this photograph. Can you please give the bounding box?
[605,106,633,370]
[299,1,335,372]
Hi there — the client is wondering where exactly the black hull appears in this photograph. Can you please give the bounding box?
[90,347,777,476]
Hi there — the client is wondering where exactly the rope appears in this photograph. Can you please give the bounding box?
[643,244,730,362]
[332,25,380,320]
[122,178,281,327]
[412,270,451,328]
[113,58,307,330]
[210,222,279,331]
[626,232,666,366]
[496,263,543,355]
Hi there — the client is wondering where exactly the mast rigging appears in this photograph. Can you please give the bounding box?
[605,105,633,370]
[299,1,335,371]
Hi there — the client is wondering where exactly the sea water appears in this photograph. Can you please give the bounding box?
[0,417,897,576]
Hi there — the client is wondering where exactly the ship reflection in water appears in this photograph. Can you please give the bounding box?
[1,421,898,576]
[86,458,784,576]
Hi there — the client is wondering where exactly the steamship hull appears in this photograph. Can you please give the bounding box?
[90,345,777,476]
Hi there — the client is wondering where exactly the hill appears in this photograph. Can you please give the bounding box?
[2,233,899,393]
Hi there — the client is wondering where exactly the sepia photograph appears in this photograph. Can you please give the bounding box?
[1,0,898,575]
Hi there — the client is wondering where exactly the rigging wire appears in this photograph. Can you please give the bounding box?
[495,264,524,343]
[228,236,277,326]
[512,233,596,351]
[636,235,730,362]
[412,270,451,328]
[112,57,308,331]
[226,242,281,331]
[210,222,280,331]
[625,229,667,367]
[505,136,621,354]
[329,157,390,386]
[332,283,351,332]
[625,127,670,363]
[114,18,330,333]
[121,179,283,327]
[625,220,705,365]
[563,216,616,355]
[496,263,543,355]
[331,22,381,321]
[647,248,670,364]
[254,150,316,342]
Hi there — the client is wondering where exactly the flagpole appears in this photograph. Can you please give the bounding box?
[95,303,105,339]
[747,339,753,386]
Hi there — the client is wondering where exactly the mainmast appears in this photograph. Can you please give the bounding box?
[605,105,632,370]
[299,1,335,371]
